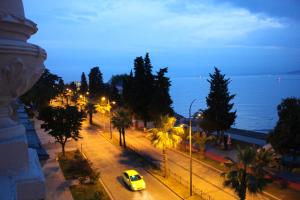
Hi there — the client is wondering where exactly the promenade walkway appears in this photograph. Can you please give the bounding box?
[34,119,75,200]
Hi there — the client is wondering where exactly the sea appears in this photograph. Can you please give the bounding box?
[170,74,300,133]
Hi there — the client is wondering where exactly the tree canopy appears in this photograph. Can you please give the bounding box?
[148,116,184,177]
[21,68,61,111]
[269,97,300,161]
[122,53,173,127]
[88,67,104,98]
[80,72,88,94]
[201,67,236,141]
[39,105,85,155]
[111,108,132,148]
[149,67,174,123]
[222,147,273,200]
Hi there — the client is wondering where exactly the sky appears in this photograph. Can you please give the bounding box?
[23,0,300,82]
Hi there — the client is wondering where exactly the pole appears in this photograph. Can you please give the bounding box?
[109,108,112,139]
[189,99,196,196]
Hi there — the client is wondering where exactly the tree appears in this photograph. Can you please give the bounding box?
[201,67,236,146]
[108,82,122,106]
[122,71,134,109]
[129,54,156,127]
[21,68,61,112]
[88,67,104,124]
[88,67,104,98]
[69,81,79,103]
[269,98,300,163]
[80,72,88,95]
[57,79,65,104]
[111,108,132,148]
[222,147,273,200]
[86,99,96,125]
[148,116,184,177]
[39,105,85,156]
[149,67,174,124]
[193,132,215,157]
[131,56,150,126]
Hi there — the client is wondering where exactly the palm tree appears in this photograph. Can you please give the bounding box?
[111,108,132,148]
[148,116,184,177]
[222,147,273,200]
[86,100,95,125]
[193,132,215,158]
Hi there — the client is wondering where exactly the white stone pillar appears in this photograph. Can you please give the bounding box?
[0,0,47,199]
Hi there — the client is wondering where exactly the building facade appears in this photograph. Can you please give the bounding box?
[0,0,47,199]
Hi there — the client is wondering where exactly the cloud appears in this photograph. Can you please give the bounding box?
[25,0,285,50]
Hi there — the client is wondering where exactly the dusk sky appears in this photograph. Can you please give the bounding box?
[24,0,300,82]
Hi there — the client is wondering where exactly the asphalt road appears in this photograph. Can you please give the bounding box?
[93,114,279,200]
[79,122,181,200]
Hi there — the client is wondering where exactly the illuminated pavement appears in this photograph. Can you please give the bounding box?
[79,122,181,200]
[93,114,280,200]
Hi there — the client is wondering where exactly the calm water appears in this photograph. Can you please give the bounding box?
[170,75,300,132]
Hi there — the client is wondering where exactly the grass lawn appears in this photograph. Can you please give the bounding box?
[58,150,111,200]
[58,151,89,180]
[70,182,110,200]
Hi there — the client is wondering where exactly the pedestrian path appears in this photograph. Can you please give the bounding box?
[34,119,74,200]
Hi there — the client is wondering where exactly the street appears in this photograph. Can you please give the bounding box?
[79,122,182,200]
[93,113,278,200]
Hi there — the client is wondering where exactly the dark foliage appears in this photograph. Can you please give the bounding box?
[122,71,134,109]
[222,147,273,200]
[149,67,174,124]
[80,72,88,94]
[39,105,85,155]
[88,67,104,98]
[269,98,300,162]
[201,67,236,143]
[21,68,61,111]
[131,56,152,125]
[111,108,132,148]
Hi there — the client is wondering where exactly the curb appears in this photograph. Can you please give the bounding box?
[99,177,115,200]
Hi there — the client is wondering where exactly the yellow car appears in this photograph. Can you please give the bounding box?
[122,170,146,191]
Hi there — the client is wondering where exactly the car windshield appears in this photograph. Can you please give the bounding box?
[130,174,142,181]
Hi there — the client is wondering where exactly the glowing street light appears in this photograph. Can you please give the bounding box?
[99,97,116,139]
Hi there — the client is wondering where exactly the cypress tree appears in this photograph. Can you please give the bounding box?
[123,71,134,109]
[201,67,236,146]
[149,67,173,124]
[88,66,104,98]
[80,72,88,94]
[132,57,150,126]
[144,52,154,83]
[87,66,104,124]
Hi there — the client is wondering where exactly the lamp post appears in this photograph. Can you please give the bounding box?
[109,101,116,139]
[101,97,116,139]
[189,99,197,196]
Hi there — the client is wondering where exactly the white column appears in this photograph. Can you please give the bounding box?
[0,0,47,199]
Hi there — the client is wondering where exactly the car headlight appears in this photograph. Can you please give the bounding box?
[132,184,137,189]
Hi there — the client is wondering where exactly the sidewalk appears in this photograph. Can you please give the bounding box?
[34,119,75,200]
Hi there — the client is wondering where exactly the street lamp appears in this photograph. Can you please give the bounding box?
[109,101,116,139]
[101,97,116,139]
[189,99,197,197]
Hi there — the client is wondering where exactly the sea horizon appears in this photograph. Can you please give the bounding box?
[170,74,300,133]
